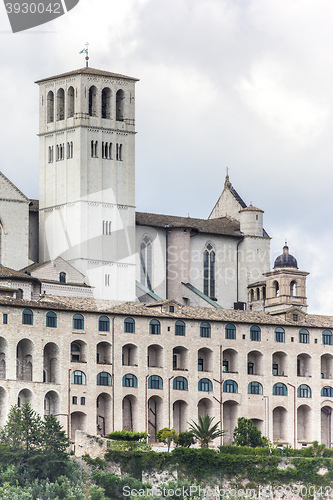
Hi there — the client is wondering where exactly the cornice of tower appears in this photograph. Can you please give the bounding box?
[35,67,140,84]
[38,124,136,137]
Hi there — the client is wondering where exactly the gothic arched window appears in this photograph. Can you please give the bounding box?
[116,89,125,121]
[67,86,75,118]
[47,91,54,123]
[89,86,98,117]
[203,243,215,299]
[56,88,65,121]
[101,87,111,119]
[140,236,152,290]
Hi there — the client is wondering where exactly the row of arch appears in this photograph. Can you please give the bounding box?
[46,86,125,123]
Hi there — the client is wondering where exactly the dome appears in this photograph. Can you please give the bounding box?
[274,244,298,269]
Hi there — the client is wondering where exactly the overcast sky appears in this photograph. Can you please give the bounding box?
[0,0,332,314]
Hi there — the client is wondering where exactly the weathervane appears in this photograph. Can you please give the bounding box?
[79,42,89,68]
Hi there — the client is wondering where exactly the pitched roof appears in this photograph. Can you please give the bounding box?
[0,171,29,202]
[227,184,247,209]
[0,266,40,282]
[35,67,139,84]
[136,212,242,237]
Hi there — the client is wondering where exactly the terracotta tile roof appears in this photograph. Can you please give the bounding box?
[0,266,39,281]
[239,204,264,213]
[35,67,139,84]
[136,212,242,236]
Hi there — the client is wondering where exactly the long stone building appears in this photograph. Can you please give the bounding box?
[0,63,331,448]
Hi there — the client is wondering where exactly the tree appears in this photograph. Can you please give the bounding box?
[233,417,267,447]
[188,414,225,448]
[156,428,178,451]
[176,431,195,448]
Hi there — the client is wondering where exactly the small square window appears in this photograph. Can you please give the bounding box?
[291,337,294,342]
[168,327,170,331]
[81,397,85,405]
[242,334,245,339]
[293,314,298,321]
[315,339,318,344]
[72,396,77,405]
[169,306,174,313]
[3,314,7,325]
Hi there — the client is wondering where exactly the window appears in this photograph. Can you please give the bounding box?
[293,314,298,322]
[101,87,111,118]
[275,327,285,343]
[47,91,54,123]
[248,362,254,375]
[140,236,152,290]
[103,221,111,235]
[250,325,261,342]
[272,363,278,376]
[46,311,57,328]
[150,320,160,335]
[99,316,110,332]
[116,89,125,121]
[91,140,98,158]
[80,397,85,405]
[73,314,84,330]
[105,274,110,287]
[16,289,23,299]
[3,314,7,325]
[148,375,163,390]
[97,372,112,386]
[297,384,311,398]
[299,329,309,344]
[225,324,236,340]
[122,374,137,388]
[48,146,54,163]
[198,358,203,372]
[124,317,135,333]
[71,370,86,385]
[89,85,97,116]
[203,243,215,299]
[323,330,332,345]
[56,88,65,120]
[274,281,279,297]
[102,142,112,159]
[72,396,77,405]
[67,142,73,159]
[290,281,296,296]
[273,383,287,396]
[67,86,75,118]
[200,322,211,338]
[22,309,33,325]
[223,360,229,373]
[248,382,263,395]
[321,386,333,397]
[173,376,188,390]
[223,380,238,393]
[59,272,66,283]
[175,320,185,336]
[71,343,81,362]
[198,378,213,392]
[116,143,123,161]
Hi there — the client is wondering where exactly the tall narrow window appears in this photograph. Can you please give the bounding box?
[116,89,125,121]
[67,86,75,118]
[203,243,215,299]
[140,236,152,290]
[101,87,111,118]
[290,281,297,296]
[47,91,54,123]
[89,86,98,117]
[56,88,65,121]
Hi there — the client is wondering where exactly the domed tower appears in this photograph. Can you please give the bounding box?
[264,244,309,313]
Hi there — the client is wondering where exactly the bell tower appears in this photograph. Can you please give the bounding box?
[36,67,139,300]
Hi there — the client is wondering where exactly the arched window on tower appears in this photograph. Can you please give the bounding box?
[89,86,98,117]
[274,281,279,297]
[140,236,152,290]
[203,243,215,299]
[56,88,65,121]
[290,281,297,296]
[67,86,75,118]
[116,89,125,121]
[47,91,54,123]
[101,87,111,119]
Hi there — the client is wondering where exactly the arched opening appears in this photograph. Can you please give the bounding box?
[198,397,213,418]
[251,419,264,433]
[140,235,152,290]
[173,346,188,371]
[198,347,213,372]
[0,387,7,426]
[122,344,138,367]
[70,340,87,363]
[122,395,137,431]
[56,88,65,121]
[274,281,279,297]
[89,86,98,117]
[223,400,239,445]
[290,281,297,296]
[116,89,125,121]
[44,390,59,416]
[18,388,33,407]
[297,404,311,443]
[16,339,33,381]
[173,400,188,433]
[97,393,112,436]
[273,406,288,443]
[321,354,333,379]
[222,348,238,374]
[71,411,87,441]
[43,342,59,383]
[0,337,8,380]
[272,351,288,377]
[247,350,263,376]
[47,91,54,123]
[147,344,163,368]
[297,353,311,377]
[101,87,111,118]
[96,342,111,365]
[148,395,163,442]
[203,243,215,299]
[321,406,332,448]
[67,86,75,117]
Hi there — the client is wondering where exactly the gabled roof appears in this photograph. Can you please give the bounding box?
[136,212,242,237]
[0,266,39,282]
[0,171,29,202]
[35,67,139,84]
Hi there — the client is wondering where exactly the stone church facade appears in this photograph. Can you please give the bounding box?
[0,64,331,448]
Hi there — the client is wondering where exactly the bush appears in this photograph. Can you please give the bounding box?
[106,430,147,441]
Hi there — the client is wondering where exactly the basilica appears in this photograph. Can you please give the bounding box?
[0,65,331,448]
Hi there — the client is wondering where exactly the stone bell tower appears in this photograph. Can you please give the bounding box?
[36,66,139,300]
